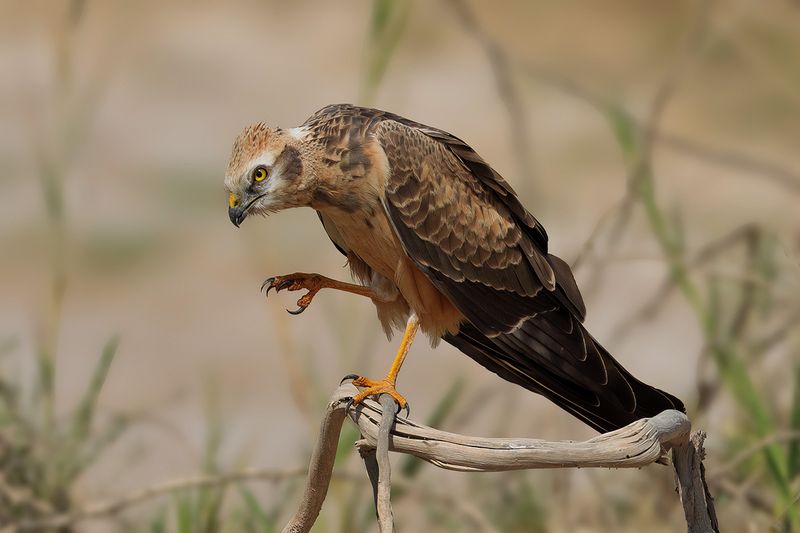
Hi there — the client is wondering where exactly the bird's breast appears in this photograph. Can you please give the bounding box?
[319,203,464,339]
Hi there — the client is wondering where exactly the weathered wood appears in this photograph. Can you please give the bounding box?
[284,384,718,533]
[281,394,348,533]
[350,386,690,471]
[375,394,397,532]
[673,432,720,533]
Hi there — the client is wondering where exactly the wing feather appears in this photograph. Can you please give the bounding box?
[377,119,571,325]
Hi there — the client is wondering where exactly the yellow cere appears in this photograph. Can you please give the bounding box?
[228,193,238,208]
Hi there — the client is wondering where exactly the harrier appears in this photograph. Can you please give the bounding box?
[225,104,684,432]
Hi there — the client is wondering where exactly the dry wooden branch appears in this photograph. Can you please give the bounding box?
[281,392,348,533]
[283,384,719,533]
[374,394,397,532]
[673,432,720,532]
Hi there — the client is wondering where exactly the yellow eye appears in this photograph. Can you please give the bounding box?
[252,167,268,182]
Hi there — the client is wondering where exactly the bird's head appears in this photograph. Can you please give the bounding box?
[224,123,310,227]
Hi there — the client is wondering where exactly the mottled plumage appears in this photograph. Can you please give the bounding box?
[225,104,685,432]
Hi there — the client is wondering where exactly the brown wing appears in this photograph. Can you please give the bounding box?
[374,117,584,333]
[372,116,684,432]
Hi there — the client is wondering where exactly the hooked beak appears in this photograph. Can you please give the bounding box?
[228,193,265,228]
[229,204,246,227]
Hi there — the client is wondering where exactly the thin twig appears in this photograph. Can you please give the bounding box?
[708,431,800,482]
[712,475,773,515]
[519,66,800,196]
[751,306,800,356]
[659,131,800,195]
[5,464,497,533]
[444,0,536,189]
[608,224,760,345]
[6,467,309,532]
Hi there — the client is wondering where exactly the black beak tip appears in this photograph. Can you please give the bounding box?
[228,207,244,228]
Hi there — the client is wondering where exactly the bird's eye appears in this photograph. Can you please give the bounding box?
[252,166,268,182]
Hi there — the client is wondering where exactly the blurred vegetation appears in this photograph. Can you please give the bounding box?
[609,106,800,530]
[2,0,800,532]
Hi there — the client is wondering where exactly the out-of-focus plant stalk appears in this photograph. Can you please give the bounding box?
[35,1,77,449]
[609,108,799,530]
[361,0,410,105]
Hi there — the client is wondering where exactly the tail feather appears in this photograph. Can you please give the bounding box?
[443,321,684,433]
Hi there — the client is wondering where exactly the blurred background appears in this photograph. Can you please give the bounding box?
[1,0,799,531]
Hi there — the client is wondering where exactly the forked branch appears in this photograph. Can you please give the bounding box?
[282,384,719,533]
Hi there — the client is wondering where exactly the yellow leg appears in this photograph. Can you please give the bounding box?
[347,313,420,410]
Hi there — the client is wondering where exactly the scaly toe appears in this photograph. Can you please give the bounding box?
[349,378,408,410]
[351,376,384,389]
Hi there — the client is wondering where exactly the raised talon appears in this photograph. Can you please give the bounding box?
[261,273,322,313]
[340,374,360,385]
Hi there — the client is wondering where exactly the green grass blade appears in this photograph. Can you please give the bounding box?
[148,506,167,533]
[362,0,411,103]
[199,486,225,533]
[606,105,638,161]
[788,363,800,480]
[174,492,194,533]
[238,485,275,533]
[54,336,120,487]
[70,335,119,446]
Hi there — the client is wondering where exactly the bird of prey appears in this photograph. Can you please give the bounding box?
[225,104,684,432]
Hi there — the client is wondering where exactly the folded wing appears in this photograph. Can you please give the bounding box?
[375,117,683,432]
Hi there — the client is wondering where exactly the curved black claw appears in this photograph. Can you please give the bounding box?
[286,305,307,315]
[345,397,355,413]
[396,401,410,418]
[340,374,360,385]
[261,277,276,295]
[262,277,295,297]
